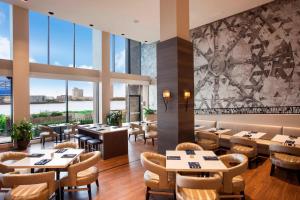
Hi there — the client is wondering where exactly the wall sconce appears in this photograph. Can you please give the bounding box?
[184,90,191,111]
[162,90,171,112]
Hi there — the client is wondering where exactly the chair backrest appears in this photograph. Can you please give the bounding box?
[2,171,56,198]
[0,152,28,174]
[197,131,219,142]
[175,142,203,151]
[130,123,143,130]
[68,151,101,185]
[218,154,248,193]
[54,142,77,149]
[282,127,300,137]
[176,172,222,190]
[195,120,217,129]
[148,124,157,132]
[230,136,257,148]
[140,152,172,190]
[269,144,300,156]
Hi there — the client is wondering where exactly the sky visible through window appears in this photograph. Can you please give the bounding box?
[0,2,11,60]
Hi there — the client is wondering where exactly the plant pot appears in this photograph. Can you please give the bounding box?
[16,140,30,150]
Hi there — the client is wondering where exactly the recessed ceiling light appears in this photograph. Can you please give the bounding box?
[22,0,29,2]
[89,24,94,27]
[133,19,139,23]
[48,11,54,15]
[121,33,125,36]
[144,41,148,43]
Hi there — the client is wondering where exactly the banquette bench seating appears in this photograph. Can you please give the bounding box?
[195,120,300,155]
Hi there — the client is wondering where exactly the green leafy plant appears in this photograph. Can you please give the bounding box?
[106,111,123,126]
[0,114,6,132]
[11,120,33,141]
[143,107,155,116]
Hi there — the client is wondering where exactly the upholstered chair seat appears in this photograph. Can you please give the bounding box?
[218,154,248,200]
[38,125,58,146]
[141,152,175,200]
[175,142,203,151]
[231,145,256,158]
[270,144,300,177]
[1,171,56,200]
[197,132,220,151]
[176,172,222,200]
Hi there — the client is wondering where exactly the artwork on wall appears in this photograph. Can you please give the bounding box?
[191,0,300,114]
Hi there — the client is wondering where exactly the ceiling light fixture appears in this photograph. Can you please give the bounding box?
[22,0,29,2]
[144,41,148,43]
[89,24,94,27]
[48,11,54,15]
[121,33,125,36]
[133,19,139,23]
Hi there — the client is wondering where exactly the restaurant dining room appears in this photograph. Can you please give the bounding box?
[0,0,300,199]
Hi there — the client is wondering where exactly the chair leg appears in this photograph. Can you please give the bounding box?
[146,187,150,200]
[87,184,92,200]
[60,187,64,200]
[135,135,137,142]
[173,190,176,200]
[56,136,58,143]
[240,191,245,200]
[270,164,275,176]
[96,179,99,188]
[152,138,155,146]
[42,138,45,147]
[144,138,147,144]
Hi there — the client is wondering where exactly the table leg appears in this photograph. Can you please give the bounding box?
[56,169,62,200]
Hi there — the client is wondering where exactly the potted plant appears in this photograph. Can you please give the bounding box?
[11,120,33,150]
[143,107,156,122]
[106,111,123,126]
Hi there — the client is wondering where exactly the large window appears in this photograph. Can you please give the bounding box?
[29,11,48,64]
[29,11,101,69]
[30,78,97,138]
[75,25,93,69]
[0,76,12,143]
[110,82,126,110]
[0,2,11,60]
[68,80,94,124]
[50,17,74,67]
[110,35,126,73]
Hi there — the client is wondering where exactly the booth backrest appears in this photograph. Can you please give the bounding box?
[195,120,216,129]
[217,121,282,139]
[283,127,300,137]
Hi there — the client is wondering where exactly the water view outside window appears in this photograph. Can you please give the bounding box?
[67,80,94,124]
[0,76,12,143]
[0,2,11,60]
[49,17,74,67]
[29,11,48,64]
[29,78,96,137]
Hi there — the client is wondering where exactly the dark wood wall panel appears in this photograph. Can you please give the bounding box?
[157,37,194,154]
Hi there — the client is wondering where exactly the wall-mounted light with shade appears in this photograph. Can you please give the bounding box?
[162,89,171,112]
[184,90,191,111]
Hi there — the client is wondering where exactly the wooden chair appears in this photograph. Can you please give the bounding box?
[175,142,203,151]
[64,123,79,141]
[1,171,56,200]
[218,154,248,200]
[60,151,101,200]
[176,172,222,200]
[39,125,58,147]
[140,152,175,200]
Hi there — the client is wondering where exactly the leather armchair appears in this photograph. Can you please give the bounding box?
[54,141,78,149]
[38,125,58,147]
[0,152,28,174]
[128,123,145,142]
[144,124,158,146]
[218,154,248,200]
[140,152,175,200]
[197,131,220,151]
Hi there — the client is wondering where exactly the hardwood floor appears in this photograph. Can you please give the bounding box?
[2,139,300,200]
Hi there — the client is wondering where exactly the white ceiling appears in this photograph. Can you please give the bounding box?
[4,0,273,42]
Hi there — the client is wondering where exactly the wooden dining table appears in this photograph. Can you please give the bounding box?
[166,150,228,172]
[5,148,85,200]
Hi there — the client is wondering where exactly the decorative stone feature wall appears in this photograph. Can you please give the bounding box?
[191,0,300,114]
